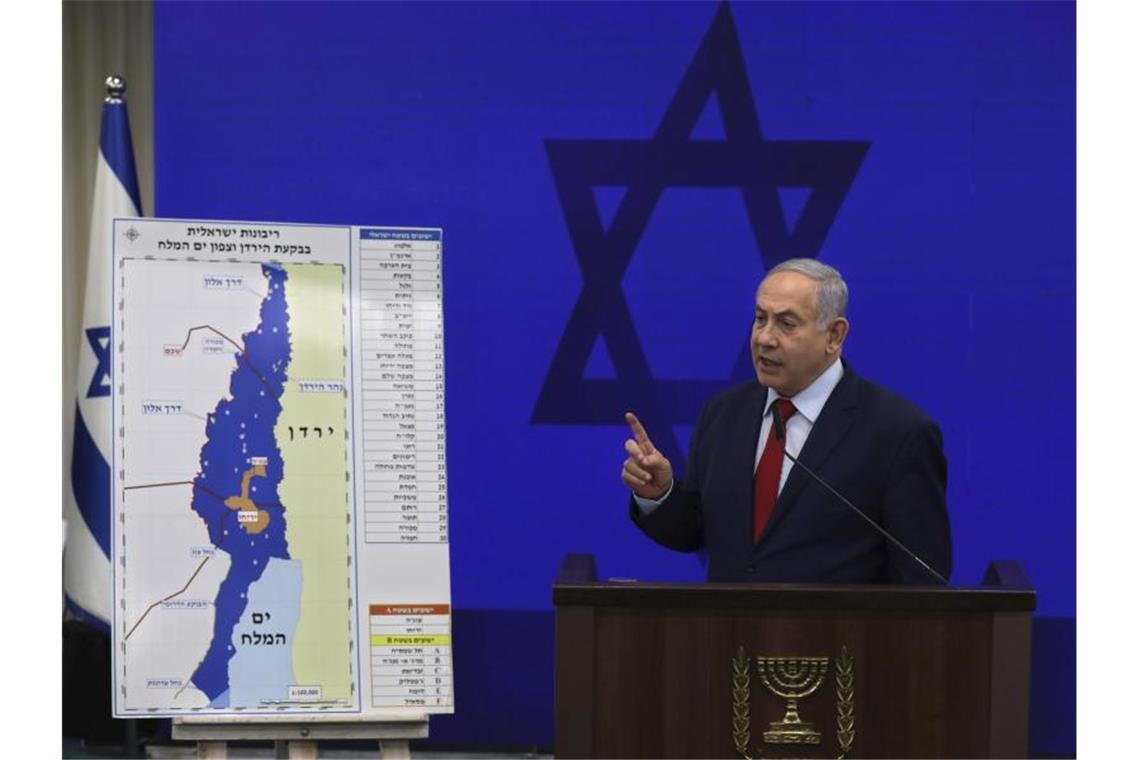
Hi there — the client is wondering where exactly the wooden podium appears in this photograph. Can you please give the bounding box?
[553,554,1035,759]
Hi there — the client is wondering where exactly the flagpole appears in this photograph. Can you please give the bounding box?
[65,73,143,630]
[64,72,147,759]
[103,72,144,760]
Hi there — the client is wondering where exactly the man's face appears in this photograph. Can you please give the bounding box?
[750,271,847,396]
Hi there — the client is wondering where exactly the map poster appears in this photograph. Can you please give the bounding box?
[110,218,452,719]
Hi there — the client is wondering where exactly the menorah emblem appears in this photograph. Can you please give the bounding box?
[756,656,829,744]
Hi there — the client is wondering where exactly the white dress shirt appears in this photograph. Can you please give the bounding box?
[635,358,845,515]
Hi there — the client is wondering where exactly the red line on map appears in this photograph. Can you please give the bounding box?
[124,480,195,491]
[193,482,280,510]
[177,324,282,401]
[237,352,283,402]
[124,555,212,642]
[179,325,242,353]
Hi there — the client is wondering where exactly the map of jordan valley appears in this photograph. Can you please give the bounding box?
[115,259,357,714]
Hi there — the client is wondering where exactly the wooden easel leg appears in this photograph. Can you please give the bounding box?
[197,740,227,759]
[287,739,320,758]
[379,739,410,758]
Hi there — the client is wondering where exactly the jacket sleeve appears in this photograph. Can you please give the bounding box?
[881,417,953,584]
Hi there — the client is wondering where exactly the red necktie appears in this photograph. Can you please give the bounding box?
[753,399,797,543]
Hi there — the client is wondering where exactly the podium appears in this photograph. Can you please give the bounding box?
[553,554,1034,758]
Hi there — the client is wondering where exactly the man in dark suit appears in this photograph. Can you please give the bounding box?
[622,259,952,584]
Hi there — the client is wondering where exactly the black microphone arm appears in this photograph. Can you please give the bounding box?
[771,405,948,586]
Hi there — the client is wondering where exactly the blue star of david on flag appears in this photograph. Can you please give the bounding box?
[85,326,112,398]
[532,2,870,470]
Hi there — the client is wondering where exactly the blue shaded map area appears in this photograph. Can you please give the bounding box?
[228,557,302,706]
[190,265,292,704]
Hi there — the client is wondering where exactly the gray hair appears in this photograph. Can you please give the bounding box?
[765,258,848,328]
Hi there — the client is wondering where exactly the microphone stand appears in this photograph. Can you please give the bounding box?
[772,405,948,586]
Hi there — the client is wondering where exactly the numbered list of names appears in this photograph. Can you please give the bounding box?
[359,229,448,544]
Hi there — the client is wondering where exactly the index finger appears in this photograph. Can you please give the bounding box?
[624,412,656,454]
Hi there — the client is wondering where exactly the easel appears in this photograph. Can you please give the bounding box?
[173,718,429,758]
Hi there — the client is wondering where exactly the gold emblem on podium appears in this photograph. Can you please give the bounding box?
[757,656,828,744]
[731,645,856,759]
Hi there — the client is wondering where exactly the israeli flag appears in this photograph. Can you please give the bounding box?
[64,77,142,630]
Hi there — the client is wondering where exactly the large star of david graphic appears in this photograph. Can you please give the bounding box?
[532,2,870,471]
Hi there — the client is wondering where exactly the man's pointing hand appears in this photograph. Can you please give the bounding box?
[621,412,674,500]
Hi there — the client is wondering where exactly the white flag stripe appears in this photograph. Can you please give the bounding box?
[64,97,141,628]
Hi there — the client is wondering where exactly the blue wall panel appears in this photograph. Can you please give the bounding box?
[154,1,1075,753]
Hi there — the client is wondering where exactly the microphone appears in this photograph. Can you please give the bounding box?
[770,404,948,585]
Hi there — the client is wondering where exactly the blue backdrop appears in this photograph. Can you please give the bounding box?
[154,1,1074,753]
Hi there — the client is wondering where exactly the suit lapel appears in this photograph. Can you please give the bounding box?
[755,363,861,546]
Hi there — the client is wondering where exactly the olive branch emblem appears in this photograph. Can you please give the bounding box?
[836,645,855,759]
[733,645,754,759]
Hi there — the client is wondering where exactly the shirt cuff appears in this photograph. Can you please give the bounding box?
[633,480,674,515]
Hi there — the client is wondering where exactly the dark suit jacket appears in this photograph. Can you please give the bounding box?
[630,361,952,584]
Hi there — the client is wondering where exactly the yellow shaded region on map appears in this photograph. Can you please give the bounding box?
[274,263,352,701]
[372,635,451,647]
